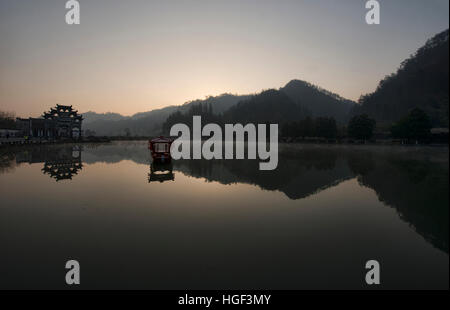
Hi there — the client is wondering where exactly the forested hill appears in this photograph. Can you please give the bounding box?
[161,89,309,133]
[222,89,310,124]
[162,80,356,132]
[280,80,355,123]
[353,29,449,127]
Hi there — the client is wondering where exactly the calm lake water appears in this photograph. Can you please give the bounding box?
[0,141,448,289]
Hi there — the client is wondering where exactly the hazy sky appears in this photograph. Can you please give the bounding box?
[0,0,448,117]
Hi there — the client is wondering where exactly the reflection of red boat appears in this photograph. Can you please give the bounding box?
[148,136,174,162]
[148,162,174,183]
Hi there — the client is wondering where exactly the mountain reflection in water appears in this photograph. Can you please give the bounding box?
[0,141,448,289]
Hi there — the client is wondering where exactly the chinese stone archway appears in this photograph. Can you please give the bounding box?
[42,104,83,139]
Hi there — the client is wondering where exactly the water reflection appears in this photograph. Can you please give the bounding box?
[1,142,448,258]
[149,162,175,183]
[355,155,449,253]
[174,149,352,200]
[173,147,448,254]
[8,145,84,181]
[0,150,16,174]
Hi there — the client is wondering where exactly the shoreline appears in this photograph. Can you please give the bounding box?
[0,136,111,148]
[1,136,448,149]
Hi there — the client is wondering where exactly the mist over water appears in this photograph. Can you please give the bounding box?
[0,141,448,289]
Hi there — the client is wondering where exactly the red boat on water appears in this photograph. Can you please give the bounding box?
[148,136,174,162]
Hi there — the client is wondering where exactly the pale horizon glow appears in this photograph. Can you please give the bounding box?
[0,0,448,117]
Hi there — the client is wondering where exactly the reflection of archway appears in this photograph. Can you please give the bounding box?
[42,161,83,181]
[41,146,83,181]
[72,148,81,159]
[72,127,80,139]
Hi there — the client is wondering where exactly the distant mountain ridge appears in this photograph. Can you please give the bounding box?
[82,112,127,124]
[82,93,250,136]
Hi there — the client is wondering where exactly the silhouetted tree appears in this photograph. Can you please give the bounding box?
[0,111,16,129]
[391,108,432,142]
[348,114,376,141]
[301,117,315,137]
[281,116,337,139]
[315,117,337,139]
